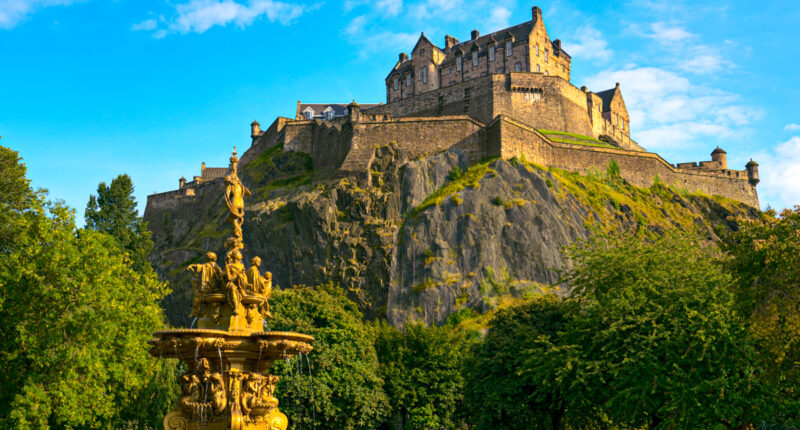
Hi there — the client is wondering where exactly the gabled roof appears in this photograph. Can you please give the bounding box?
[411,32,443,55]
[441,21,534,63]
[297,103,380,118]
[595,86,621,112]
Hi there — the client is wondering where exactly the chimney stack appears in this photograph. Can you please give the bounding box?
[532,6,542,20]
[471,29,479,40]
[179,177,186,189]
[444,34,459,50]
[399,52,409,62]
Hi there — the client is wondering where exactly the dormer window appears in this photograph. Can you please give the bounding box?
[326,110,334,120]
[472,51,478,67]
[489,46,495,61]
[304,110,313,120]
[457,55,462,71]
[394,77,399,90]
[506,40,512,56]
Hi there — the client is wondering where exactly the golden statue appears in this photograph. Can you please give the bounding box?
[225,250,248,316]
[224,147,251,241]
[247,257,273,319]
[187,252,223,317]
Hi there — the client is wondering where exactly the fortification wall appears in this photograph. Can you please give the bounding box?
[340,116,487,178]
[495,116,759,207]
[241,117,288,165]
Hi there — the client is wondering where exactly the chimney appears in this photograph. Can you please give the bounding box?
[201,162,206,174]
[553,39,561,50]
[250,120,261,138]
[444,34,459,50]
[532,6,542,20]
[471,29,479,40]
[179,177,186,189]
[399,52,409,62]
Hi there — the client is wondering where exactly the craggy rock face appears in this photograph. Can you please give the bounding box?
[146,145,760,328]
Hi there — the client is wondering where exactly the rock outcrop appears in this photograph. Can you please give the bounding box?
[145,144,760,327]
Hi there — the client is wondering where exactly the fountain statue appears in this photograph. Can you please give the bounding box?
[149,148,313,430]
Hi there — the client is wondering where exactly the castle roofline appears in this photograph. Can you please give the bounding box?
[711,146,727,154]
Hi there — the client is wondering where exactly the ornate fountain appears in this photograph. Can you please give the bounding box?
[149,148,313,430]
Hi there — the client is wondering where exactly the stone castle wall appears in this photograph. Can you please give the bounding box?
[494,116,759,207]
[368,72,641,151]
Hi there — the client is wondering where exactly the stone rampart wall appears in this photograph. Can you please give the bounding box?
[495,116,759,207]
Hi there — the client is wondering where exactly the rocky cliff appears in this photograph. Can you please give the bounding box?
[144,143,760,327]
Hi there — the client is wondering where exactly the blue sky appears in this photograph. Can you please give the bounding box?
[2,0,799,221]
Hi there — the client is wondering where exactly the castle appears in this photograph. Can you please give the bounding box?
[149,5,760,209]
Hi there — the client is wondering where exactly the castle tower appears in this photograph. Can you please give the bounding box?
[251,120,261,139]
[711,147,727,169]
[746,159,760,185]
[178,176,186,189]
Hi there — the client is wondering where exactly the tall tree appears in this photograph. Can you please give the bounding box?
[564,232,792,429]
[85,174,153,274]
[0,146,35,251]
[0,149,177,428]
[723,208,800,397]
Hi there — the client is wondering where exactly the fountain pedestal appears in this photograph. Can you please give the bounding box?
[149,148,313,430]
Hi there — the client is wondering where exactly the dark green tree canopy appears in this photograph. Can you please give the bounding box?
[85,174,153,273]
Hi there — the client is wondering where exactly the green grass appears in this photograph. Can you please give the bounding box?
[408,159,497,218]
[537,129,617,149]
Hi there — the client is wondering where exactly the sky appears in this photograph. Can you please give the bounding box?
[2,0,799,222]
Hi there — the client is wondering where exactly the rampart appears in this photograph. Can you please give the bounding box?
[492,116,759,207]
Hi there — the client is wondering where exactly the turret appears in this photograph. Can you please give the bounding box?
[251,120,261,138]
[348,100,361,122]
[746,159,760,185]
[711,147,727,169]
[179,176,186,189]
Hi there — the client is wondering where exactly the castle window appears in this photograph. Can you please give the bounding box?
[545,70,549,76]
[506,41,512,56]
[326,110,334,120]
[496,67,504,73]
[457,56,462,71]
[489,46,495,61]
[536,64,540,73]
[420,49,425,56]
[394,77,399,90]
[418,69,423,81]
[423,68,428,84]
[304,111,313,120]
[515,62,521,72]
[536,43,540,56]
[473,52,478,67]
[406,74,412,86]
[545,50,548,63]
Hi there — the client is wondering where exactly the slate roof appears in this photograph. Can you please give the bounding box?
[595,88,617,112]
[201,167,228,179]
[297,103,380,119]
[442,21,534,63]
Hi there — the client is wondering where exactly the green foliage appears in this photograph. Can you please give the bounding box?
[466,295,587,430]
[85,174,154,274]
[605,158,620,178]
[0,149,176,428]
[0,146,35,249]
[723,208,800,387]
[374,322,479,430]
[563,232,794,428]
[269,284,389,430]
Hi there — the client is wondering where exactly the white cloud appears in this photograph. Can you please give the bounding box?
[757,136,800,210]
[562,25,612,62]
[484,6,511,32]
[131,18,157,31]
[376,0,402,16]
[648,22,693,43]
[0,0,81,29]
[136,0,306,36]
[583,66,762,151]
[785,123,800,131]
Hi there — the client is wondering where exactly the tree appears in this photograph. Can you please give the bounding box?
[564,232,790,429]
[85,174,153,274]
[268,283,389,430]
[0,147,177,428]
[375,322,478,430]
[465,295,592,430]
[0,146,35,251]
[723,208,800,385]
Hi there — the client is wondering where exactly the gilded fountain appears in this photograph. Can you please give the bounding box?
[149,148,313,430]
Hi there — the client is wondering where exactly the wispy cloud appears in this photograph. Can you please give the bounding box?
[0,0,83,29]
[562,25,612,62]
[134,0,307,37]
[343,14,416,58]
[785,123,800,132]
[484,6,511,32]
[584,66,762,151]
